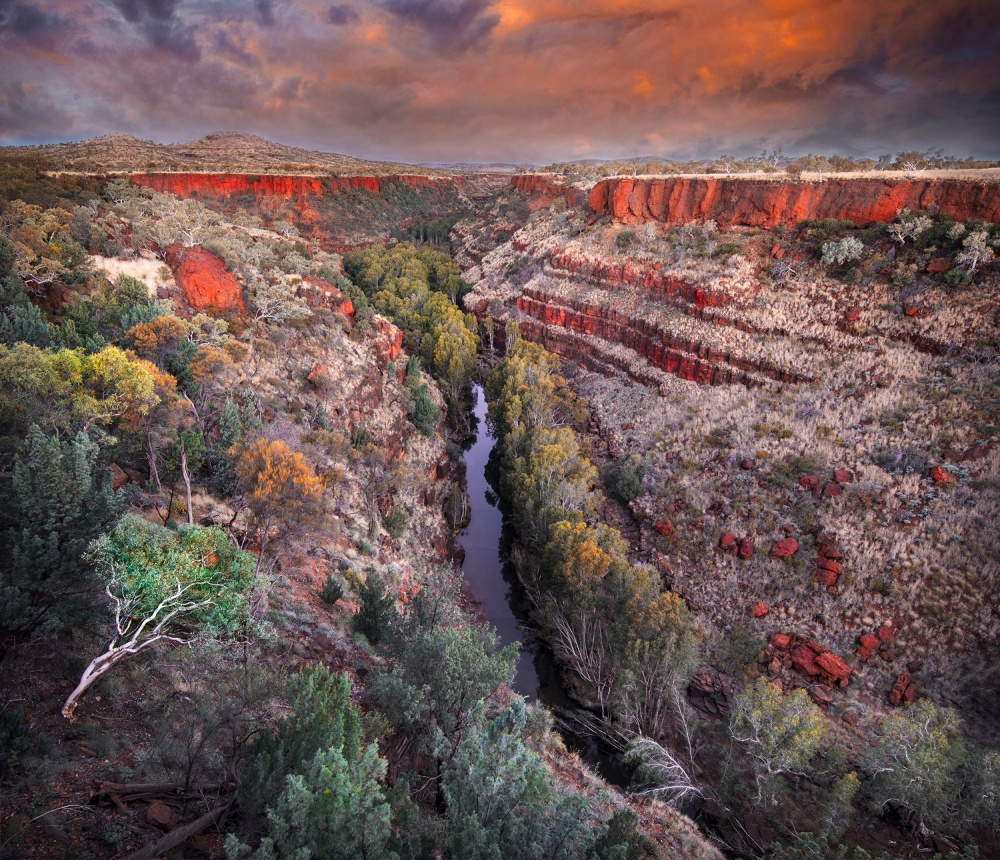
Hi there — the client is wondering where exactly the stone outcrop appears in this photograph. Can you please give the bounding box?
[588,177,1000,228]
[297,276,354,317]
[763,632,851,688]
[889,671,918,705]
[132,172,456,202]
[370,318,403,369]
[515,288,808,387]
[163,244,244,315]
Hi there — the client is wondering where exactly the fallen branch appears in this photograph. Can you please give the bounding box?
[120,800,232,860]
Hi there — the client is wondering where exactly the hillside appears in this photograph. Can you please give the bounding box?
[3,132,451,175]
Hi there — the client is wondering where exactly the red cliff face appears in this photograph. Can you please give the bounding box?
[588,178,1000,228]
[509,175,584,209]
[131,172,456,203]
[164,244,244,315]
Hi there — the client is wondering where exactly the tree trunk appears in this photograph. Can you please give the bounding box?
[62,647,125,718]
[180,437,193,526]
[146,433,161,492]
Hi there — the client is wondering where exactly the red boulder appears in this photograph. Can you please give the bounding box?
[930,465,956,484]
[889,671,917,706]
[737,538,755,559]
[655,518,675,535]
[164,244,244,315]
[750,601,769,618]
[770,538,798,560]
[719,532,736,551]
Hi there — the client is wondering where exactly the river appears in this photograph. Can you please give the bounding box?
[457,384,541,698]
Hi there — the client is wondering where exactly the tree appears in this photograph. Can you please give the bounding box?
[235,438,326,568]
[227,743,397,860]
[955,229,995,276]
[729,678,826,804]
[370,602,516,756]
[438,699,602,860]
[0,426,124,650]
[351,570,398,645]
[62,515,262,717]
[821,237,864,266]
[237,667,362,832]
[864,700,968,835]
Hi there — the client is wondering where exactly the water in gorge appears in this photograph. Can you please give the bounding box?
[457,384,541,698]
[457,384,632,785]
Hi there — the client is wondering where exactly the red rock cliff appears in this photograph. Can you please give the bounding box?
[509,175,585,208]
[588,177,1000,228]
[131,172,459,202]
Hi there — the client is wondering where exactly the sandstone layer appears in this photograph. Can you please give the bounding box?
[586,177,1000,227]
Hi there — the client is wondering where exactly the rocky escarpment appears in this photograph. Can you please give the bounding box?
[587,177,1000,227]
[509,174,585,209]
[132,172,471,202]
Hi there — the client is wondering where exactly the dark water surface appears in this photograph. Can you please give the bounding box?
[457,385,541,698]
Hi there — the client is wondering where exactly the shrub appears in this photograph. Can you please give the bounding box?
[236,667,362,834]
[383,506,408,539]
[615,229,635,249]
[821,237,864,266]
[351,571,397,644]
[317,574,344,605]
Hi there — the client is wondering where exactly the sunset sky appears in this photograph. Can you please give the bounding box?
[1,0,998,164]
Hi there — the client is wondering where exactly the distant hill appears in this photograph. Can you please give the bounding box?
[416,161,535,172]
[1,132,458,176]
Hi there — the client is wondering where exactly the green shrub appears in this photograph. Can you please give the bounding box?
[383,506,408,539]
[351,571,398,644]
[317,574,344,605]
[236,667,362,835]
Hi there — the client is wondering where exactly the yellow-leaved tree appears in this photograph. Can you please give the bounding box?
[235,438,326,571]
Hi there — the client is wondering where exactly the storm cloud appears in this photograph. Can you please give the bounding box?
[1,0,997,163]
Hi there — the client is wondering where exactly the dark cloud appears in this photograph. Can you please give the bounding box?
[106,0,200,60]
[111,0,178,23]
[380,0,499,50]
[326,4,357,26]
[0,0,59,35]
[254,0,274,27]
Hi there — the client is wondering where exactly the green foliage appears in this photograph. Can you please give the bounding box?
[383,505,408,539]
[88,515,260,638]
[864,700,970,834]
[437,699,603,860]
[403,359,442,435]
[236,667,362,834]
[615,229,636,249]
[601,454,646,504]
[228,743,396,860]
[343,243,478,411]
[0,426,124,643]
[59,274,170,352]
[211,393,261,495]
[0,342,161,451]
[351,570,398,645]
[728,678,826,804]
[317,574,344,605]
[821,237,864,266]
[370,589,516,753]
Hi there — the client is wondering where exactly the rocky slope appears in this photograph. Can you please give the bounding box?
[459,181,1000,741]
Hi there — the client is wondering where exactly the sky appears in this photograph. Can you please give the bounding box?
[1,0,999,164]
